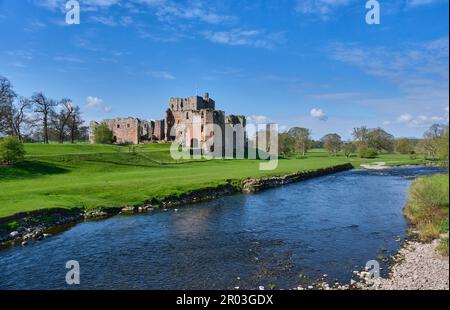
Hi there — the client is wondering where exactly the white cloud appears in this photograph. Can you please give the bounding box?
[309,92,362,101]
[397,113,413,123]
[406,0,440,8]
[54,56,84,63]
[135,0,236,25]
[310,108,328,121]
[382,121,391,126]
[86,96,103,108]
[35,0,121,11]
[396,113,448,127]
[203,29,285,49]
[431,116,444,121]
[148,71,176,80]
[295,0,355,20]
[89,15,133,27]
[86,96,111,112]
[90,15,117,26]
[329,37,449,122]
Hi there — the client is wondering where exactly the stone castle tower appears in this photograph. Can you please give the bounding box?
[89,92,246,153]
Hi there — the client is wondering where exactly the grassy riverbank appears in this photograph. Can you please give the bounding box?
[0,143,427,219]
[404,173,449,255]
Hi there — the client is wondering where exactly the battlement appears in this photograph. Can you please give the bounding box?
[169,92,215,112]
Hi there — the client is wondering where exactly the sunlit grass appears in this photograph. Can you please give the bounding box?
[0,143,428,219]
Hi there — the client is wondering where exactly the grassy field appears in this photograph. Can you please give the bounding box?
[0,143,427,219]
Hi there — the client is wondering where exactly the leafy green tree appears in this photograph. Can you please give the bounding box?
[437,126,449,163]
[352,126,369,146]
[288,127,311,156]
[278,132,295,156]
[342,142,357,158]
[0,136,25,165]
[352,126,394,153]
[366,128,395,153]
[396,138,414,154]
[416,124,447,161]
[322,133,342,156]
[358,145,378,159]
[94,123,114,144]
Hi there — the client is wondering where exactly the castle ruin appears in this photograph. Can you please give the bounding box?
[89,93,246,153]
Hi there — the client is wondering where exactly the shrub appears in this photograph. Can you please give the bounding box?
[404,174,449,243]
[94,123,114,144]
[437,238,449,256]
[0,136,26,165]
[2,221,20,232]
[358,146,378,158]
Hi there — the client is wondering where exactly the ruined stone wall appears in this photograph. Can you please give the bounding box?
[154,119,165,141]
[105,118,140,144]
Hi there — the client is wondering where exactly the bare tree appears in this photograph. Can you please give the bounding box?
[0,76,17,135]
[12,97,32,141]
[67,106,84,143]
[352,126,369,146]
[31,92,58,144]
[51,99,74,143]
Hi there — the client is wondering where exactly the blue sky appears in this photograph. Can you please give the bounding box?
[0,0,448,139]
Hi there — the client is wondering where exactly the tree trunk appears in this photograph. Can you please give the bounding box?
[43,114,48,144]
[71,125,75,143]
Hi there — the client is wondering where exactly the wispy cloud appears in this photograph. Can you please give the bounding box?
[54,56,85,63]
[135,0,237,25]
[295,0,355,20]
[294,0,446,20]
[309,92,363,101]
[35,0,121,12]
[406,0,443,8]
[203,29,285,49]
[89,15,134,26]
[395,113,448,127]
[24,19,47,32]
[328,37,449,119]
[147,71,176,80]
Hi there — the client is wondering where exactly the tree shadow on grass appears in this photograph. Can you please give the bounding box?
[0,161,70,181]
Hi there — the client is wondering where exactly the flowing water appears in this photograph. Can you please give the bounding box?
[0,166,446,289]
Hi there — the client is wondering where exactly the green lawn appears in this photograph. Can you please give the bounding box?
[0,143,426,219]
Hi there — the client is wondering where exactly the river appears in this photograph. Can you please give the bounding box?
[0,166,445,289]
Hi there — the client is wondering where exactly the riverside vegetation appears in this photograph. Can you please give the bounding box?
[404,174,449,255]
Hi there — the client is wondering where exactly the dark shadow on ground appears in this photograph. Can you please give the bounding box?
[0,161,70,180]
